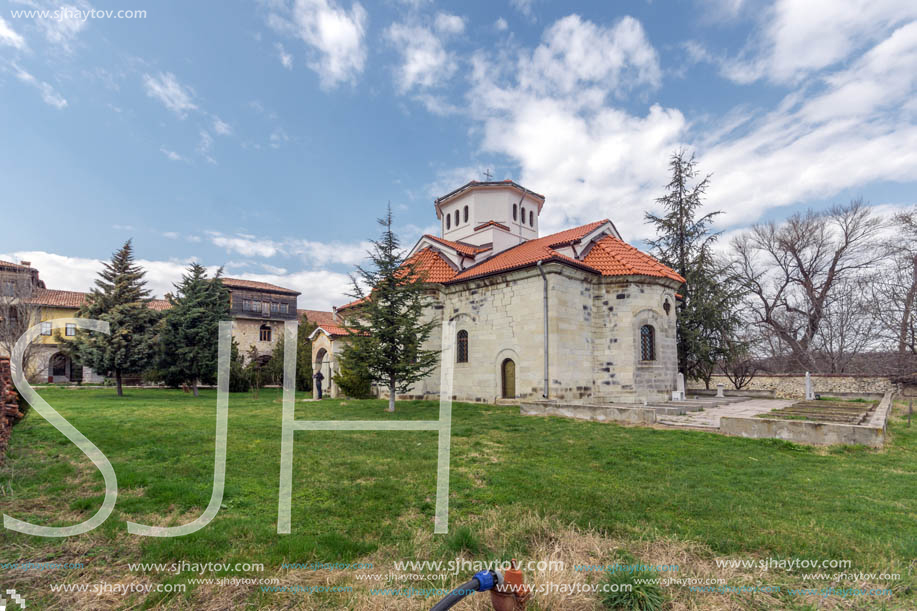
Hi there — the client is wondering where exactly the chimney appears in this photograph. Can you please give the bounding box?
[19,261,31,267]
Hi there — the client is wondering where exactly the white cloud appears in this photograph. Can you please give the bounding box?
[511,0,535,20]
[719,0,917,84]
[434,13,465,35]
[197,130,216,164]
[206,230,371,267]
[208,232,283,258]
[33,1,91,51]
[159,146,186,162]
[494,17,508,32]
[212,116,232,135]
[268,0,368,89]
[444,13,917,241]
[0,250,353,309]
[275,42,293,69]
[270,127,290,148]
[0,16,26,49]
[386,13,467,95]
[12,64,68,109]
[142,72,197,117]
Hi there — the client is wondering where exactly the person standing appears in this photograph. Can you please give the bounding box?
[313,370,324,399]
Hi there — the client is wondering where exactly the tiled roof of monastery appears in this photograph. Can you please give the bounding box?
[28,289,88,309]
[222,277,301,295]
[583,235,685,283]
[298,309,335,326]
[423,235,491,257]
[25,289,176,312]
[333,219,683,311]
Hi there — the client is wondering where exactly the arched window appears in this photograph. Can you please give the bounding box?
[521,207,526,224]
[513,204,518,221]
[640,325,655,361]
[260,324,272,342]
[663,299,671,315]
[454,210,459,226]
[456,330,468,363]
[446,214,451,230]
[463,205,469,223]
[529,210,534,226]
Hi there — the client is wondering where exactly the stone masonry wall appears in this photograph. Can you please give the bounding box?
[689,374,896,399]
[232,318,284,359]
[396,263,680,403]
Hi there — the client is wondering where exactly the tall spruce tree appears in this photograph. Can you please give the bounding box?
[157,264,229,396]
[70,240,161,396]
[338,206,439,412]
[645,150,744,384]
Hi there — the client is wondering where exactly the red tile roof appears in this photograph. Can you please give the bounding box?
[405,247,458,283]
[333,219,683,309]
[27,289,87,309]
[474,220,510,231]
[222,277,300,295]
[298,309,335,326]
[583,236,685,283]
[148,299,172,311]
[448,220,608,282]
[423,235,491,258]
[315,324,352,337]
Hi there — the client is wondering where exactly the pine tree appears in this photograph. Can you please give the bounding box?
[70,240,161,396]
[645,150,744,384]
[338,206,439,412]
[157,264,229,396]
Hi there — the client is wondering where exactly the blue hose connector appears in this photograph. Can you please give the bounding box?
[473,570,496,591]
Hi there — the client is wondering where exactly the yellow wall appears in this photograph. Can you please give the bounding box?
[36,307,81,344]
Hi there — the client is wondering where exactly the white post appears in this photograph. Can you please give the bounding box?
[716,383,725,398]
[805,371,815,400]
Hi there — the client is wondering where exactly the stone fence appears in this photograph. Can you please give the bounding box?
[688,374,896,400]
[1,357,26,464]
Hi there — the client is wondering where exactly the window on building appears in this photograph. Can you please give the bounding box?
[456,330,468,363]
[40,321,52,336]
[454,210,459,226]
[513,204,518,221]
[529,210,534,226]
[463,205,469,223]
[260,324,272,342]
[640,325,655,361]
[270,302,279,313]
[663,300,671,315]
[2,281,14,297]
[446,214,451,230]
[65,323,76,337]
[521,207,526,224]
[280,303,289,313]
[262,301,270,316]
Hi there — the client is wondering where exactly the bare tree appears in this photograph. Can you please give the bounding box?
[0,274,46,382]
[814,277,877,373]
[865,207,917,373]
[730,200,884,372]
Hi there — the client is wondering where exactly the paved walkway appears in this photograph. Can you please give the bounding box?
[657,398,795,429]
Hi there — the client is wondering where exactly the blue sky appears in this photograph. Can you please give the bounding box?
[1,0,915,309]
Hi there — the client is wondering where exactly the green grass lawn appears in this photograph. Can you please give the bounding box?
[1,388,915,610]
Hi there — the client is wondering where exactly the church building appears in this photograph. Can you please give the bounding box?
[313,180,684,403]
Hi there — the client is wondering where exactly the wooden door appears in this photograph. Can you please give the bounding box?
[501,358,515,399]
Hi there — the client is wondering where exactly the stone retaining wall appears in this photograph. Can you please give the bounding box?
[520,401,656,425]
[720,391,893,447]
[689,374,895,399]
